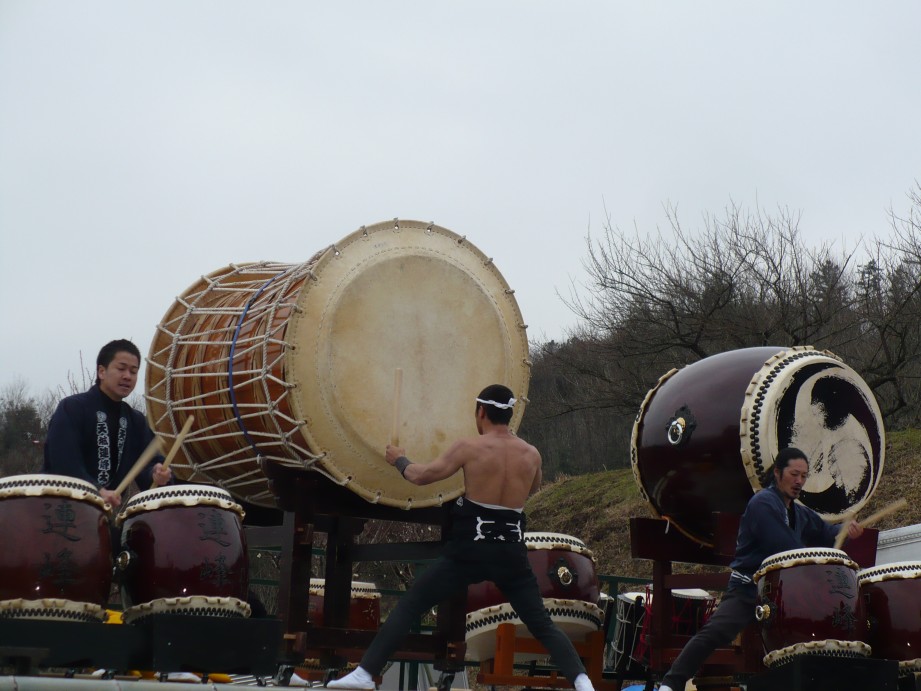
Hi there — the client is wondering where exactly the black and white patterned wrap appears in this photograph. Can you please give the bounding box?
[754,547,857,583]
[857,561,921,585]
[762,639,872,668]
[524,532,595,560]
[117,484,244,524]
[0,473,109,511]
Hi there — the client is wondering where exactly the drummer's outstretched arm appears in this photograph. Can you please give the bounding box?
[385,441,467,486]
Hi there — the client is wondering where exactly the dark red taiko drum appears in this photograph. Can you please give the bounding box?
[466,532,600,613]
[0,474,111,622]
[116,484,250,624]
[307,579,380,630]
[631,347,885,545]
[858,562,921,673]
[464,532,603,662]
[754,547,870,667]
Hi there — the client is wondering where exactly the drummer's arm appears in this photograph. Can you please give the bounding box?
[385,441,467,486]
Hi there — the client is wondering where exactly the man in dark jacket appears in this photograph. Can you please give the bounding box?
[658,447,864,691]
[43,339,172,507]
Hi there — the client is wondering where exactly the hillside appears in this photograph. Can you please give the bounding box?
[525,428,921,578]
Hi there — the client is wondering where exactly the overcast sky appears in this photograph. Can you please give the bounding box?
[1,2,919,396]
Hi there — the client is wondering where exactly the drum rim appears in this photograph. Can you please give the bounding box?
[286,220,530,509]
[117,484,244,524]
[754,547,857,582]
[762,639,871,668]
[309,578,381,598]
[121,595,251,625]
[857,561,921,583]
[740,347,885,522]
[0,473,109,510]
[0,598,107,623]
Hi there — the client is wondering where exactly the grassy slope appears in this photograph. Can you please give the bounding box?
[525,428,921,579]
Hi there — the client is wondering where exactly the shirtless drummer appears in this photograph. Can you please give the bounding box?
[327,384,595,691]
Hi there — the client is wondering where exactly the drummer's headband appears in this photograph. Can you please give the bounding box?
[476,397,517,409]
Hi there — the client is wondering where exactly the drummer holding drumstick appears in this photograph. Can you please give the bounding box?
[43,339,172,508]
[327,384,596,691]
[658,448,864,691]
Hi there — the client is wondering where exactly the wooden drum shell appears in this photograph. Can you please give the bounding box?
[755,549,867,657]
[117,486,249,609]
[0,475,112,616]
[466,533,600,613]
[859,562,921,667]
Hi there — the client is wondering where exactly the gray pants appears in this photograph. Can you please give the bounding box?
[661,582,756,690]
[360,540,587,682]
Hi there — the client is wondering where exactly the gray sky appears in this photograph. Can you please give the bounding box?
[1,2,919,395]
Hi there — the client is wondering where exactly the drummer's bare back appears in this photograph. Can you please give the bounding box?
[386,430,542,509]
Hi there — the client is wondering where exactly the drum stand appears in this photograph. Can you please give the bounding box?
[255,462,467,690]
[474,622,612,690]
[628,514,764,691]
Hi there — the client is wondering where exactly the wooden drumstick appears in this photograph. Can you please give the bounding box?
[162,415,195,470]
[833,498,908,549]
[112,436,163,497]
[391,368,403,446]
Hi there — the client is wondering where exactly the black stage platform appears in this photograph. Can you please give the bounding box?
[0,615,281,676]
[747,655,899,691]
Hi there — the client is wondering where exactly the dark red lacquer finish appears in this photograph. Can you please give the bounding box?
[120,503,248,606]
[307,582,380,630]
[757,560,866,653]
[466,537,599,613]
[0,493,112,605]
[861,571,921,662]
[632,347,782,545]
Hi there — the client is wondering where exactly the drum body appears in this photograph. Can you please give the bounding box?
[145,220,531,509]
[465,533,602,661]
[465,598,604,662]
[466,532,600,612]
[632,347,885,544]
[307,579,380,630]
[0,474,111,622]
[858,562,921,672]
[117,485,249,623]
[754,548,870,666]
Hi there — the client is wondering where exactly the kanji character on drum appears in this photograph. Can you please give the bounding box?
[658,447,864,691]
[43,339,173,508]
[327,384,596,691]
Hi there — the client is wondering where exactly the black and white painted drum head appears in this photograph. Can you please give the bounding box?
[741,348,885,522]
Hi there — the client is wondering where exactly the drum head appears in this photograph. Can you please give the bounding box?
[740,348,884,521]
[287,220,530,508]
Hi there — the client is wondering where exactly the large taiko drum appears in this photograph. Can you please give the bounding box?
[858,562,921,674]
[116,484,250,624]
[464,532,603,661]
[145,220,530,510]
[753,547,870,667]
[308,579,381,630]
[632,346,885,545]
[0,474,112,622]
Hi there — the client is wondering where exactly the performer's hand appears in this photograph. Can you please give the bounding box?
[151,463,172,487]
[847,519,864,540]
[385,444,406,466]
[100,487,122,509]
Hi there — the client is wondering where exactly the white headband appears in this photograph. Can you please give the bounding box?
[476,397,517,410]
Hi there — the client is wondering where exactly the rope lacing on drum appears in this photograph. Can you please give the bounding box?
[146,261,325,502]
